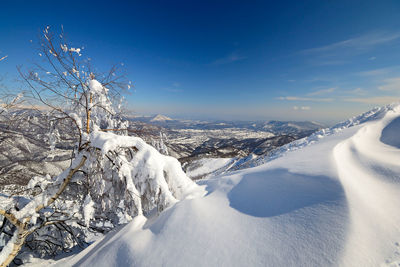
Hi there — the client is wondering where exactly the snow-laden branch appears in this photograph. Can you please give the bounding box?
[15,155,87,220]
[0,155,86,267]
[85,131,204,223]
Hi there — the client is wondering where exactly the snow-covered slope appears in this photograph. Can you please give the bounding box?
[53,103,400,267]
[184,158,235,179]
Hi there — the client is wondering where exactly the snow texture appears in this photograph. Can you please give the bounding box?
[227,103,400,171]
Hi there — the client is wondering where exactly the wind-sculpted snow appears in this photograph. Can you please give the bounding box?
[228,169,343,217]
[380,116,400,148]
[333,105,400,266]
[52,104,400,267]
[185,104,398,177]
[231,103,400,171]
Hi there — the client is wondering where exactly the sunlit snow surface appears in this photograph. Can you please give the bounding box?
[49,104,400,267]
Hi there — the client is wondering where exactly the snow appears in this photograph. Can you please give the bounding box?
[69,47,81,55]
[83,195,95,227]
[380,116,400,148]
[11,154,87,221]
[89,130,203,201]
[60,44,68,53]
[332,107,400,266]
[185,158,234,179]
[48,104,400,267]
[232,103,399,171]
[0,231,17,264]
[88,79,105,95]
[88,130,206,220]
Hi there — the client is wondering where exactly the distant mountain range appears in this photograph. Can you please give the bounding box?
[127,114,325,134]
[126,114,325,172]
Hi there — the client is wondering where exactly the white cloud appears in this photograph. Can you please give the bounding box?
[369,56,376,60]
[211,51,247,65]
[308,87,336,96]
[344,96,400,104]
[303,32,400,54]
[165,88,183,93]
[314,60,349,66]
[347,88,366,95]
[163,82,184,93]
[357,67,396,77]
[378,77,400,91]
[293,106,311,110]
[278,96,334,102]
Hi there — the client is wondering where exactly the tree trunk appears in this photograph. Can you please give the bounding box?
[0,229,27,267]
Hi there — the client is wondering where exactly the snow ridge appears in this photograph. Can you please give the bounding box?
[333,104,400,265]
[232,102,400,171]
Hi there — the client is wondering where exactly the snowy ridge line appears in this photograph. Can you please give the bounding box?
[333,105,400,266]
[230,102,400,171]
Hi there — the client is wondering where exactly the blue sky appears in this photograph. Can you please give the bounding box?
[1,0,400,124]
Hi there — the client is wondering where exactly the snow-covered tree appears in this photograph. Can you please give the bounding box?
[151,131,169,155]
[0,27,202,266]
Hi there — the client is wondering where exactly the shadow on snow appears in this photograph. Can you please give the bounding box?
[380,116,400,149]
[228,168,344,217]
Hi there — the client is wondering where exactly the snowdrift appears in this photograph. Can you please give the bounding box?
[54,103,400,267]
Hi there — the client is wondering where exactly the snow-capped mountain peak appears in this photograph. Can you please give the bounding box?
[150,114,173,122]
